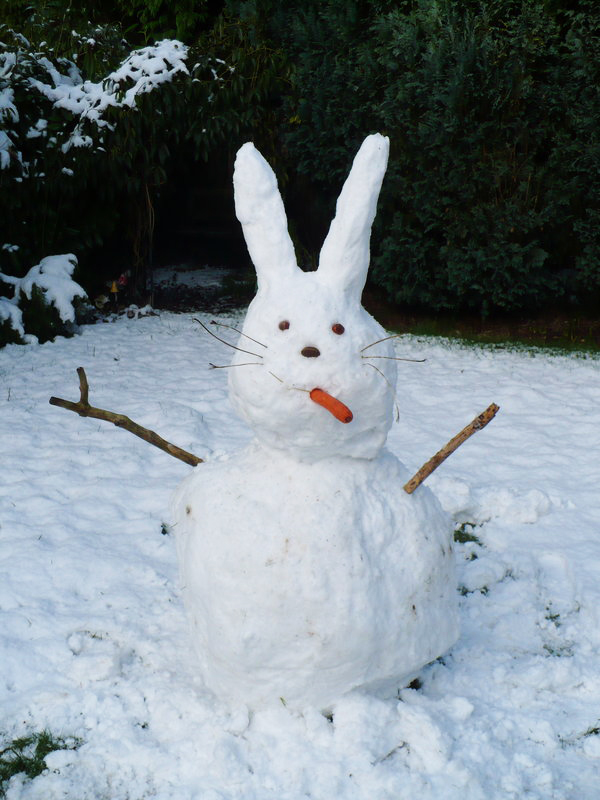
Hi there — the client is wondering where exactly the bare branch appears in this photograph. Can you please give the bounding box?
[78,367,89,405]
[403,403,499,494]
[49,367,203,468]
[49,370,497,486]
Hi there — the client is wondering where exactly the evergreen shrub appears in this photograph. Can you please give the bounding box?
[276,0,600,314]
[0,253,88,346]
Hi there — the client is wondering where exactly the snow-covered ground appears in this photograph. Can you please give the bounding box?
[152,265,235,289]
[2,310,600,799]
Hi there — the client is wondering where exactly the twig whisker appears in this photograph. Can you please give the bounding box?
[364,361,400,422]
[362,355,426,363]
[210,320,267,348]
[209,362,263,369]
[268,372,310,393]
[194,318,263,358]
[361,333,403,353]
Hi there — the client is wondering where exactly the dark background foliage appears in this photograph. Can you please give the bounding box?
[2,0,599,317]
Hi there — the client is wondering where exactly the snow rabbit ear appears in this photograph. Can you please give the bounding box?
[233,143,298,292]
[234,134,389,298]
[318,133,389,300]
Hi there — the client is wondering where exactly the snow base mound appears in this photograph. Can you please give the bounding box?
[172,444,459,710]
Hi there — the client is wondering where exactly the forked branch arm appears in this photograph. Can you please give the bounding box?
[49,367,203,467]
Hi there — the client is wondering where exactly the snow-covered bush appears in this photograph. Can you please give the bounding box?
[0,22,192,178]
[0,23,133,285]
[0,25,189,278]
[25,38,190,156]
[0,17,233,300]
[0,296,24,345]
[0,254,88,346]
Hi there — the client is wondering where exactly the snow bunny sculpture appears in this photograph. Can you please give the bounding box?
[172,134,459,710]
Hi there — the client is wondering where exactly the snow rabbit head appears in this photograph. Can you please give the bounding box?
[229,134,396,462]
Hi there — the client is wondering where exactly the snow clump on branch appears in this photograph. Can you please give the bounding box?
[28,40,189,151]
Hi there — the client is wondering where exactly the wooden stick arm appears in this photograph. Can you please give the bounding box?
[50,369,496,486]
[403,403,499,494]
[49,367,203,468]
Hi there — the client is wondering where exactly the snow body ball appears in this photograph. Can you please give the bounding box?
[172,134,459,710]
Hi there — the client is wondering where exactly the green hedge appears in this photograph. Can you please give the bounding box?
[271,0,600,314]
[3,0,600,318]
[370,1,600,313]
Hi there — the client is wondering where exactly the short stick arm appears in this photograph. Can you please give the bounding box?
[403,403,499,494]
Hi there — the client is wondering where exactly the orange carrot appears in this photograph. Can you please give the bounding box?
[310,388,353,424]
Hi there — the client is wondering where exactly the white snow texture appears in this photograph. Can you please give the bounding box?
[2,311,600,799]
[3,137,600,798]
[172,135,459,709]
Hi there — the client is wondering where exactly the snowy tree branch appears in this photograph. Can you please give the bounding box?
[49,367,203,467]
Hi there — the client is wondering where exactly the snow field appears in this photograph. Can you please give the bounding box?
[1,311,600,799]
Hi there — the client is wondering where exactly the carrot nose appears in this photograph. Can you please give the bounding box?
[310,388,353,423]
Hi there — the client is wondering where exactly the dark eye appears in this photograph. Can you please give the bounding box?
[332,323,345,335]
[279,320,290,331]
